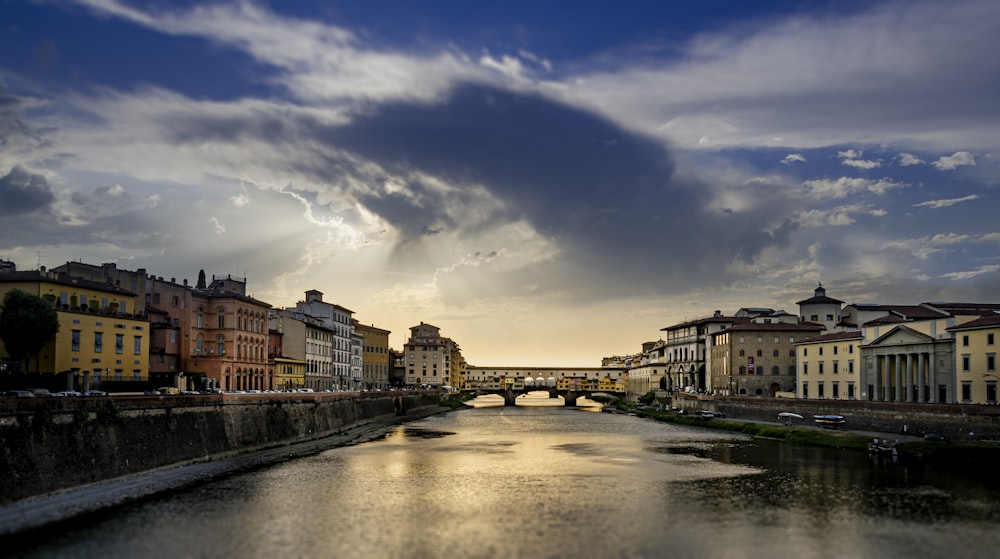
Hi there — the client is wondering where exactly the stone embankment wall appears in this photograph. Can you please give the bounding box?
[0,392,435,503]
[673,393,1000,439]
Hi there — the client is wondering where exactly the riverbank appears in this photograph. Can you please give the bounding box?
[0,405,451,539]
[621,402,1000,463]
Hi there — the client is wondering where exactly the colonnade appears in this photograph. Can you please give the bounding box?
[871,352,937,403]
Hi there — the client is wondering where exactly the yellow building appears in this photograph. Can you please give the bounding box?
[273,356,306,391]
[795,331,863,400]
[354,322,391,390]
[1,270,149,390]
[948,314,1000,404]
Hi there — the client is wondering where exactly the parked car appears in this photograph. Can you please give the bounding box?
[923,433,951,442]
[2,390,34,397]
[83,390,108,396]
[29,388,57,397]
[56,390,82,397]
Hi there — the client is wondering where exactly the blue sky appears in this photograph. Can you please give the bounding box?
[1,0,998,366]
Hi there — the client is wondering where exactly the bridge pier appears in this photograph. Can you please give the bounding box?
[503,389,518,407]
[563,390,578,407]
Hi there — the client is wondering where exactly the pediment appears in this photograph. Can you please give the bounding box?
[867,325,935,347]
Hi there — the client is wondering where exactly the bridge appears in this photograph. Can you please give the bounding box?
[462,388,626,407]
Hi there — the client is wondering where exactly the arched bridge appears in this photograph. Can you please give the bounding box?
[463,388,626,407]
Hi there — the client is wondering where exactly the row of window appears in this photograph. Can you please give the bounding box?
[960,353,997,372]
[801,381,856,399]
[71,330,142,355]
[802,344,854,356]
[960,333,996,346]
[801,361,856,375]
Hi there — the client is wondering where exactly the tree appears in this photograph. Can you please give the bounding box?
[0,289,60,373]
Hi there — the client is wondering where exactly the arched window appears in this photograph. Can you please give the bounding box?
[739,349,745,357]
[739,366,747,375]
[772,366,780,376]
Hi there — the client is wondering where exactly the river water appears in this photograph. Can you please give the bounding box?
[10,403,1000,559]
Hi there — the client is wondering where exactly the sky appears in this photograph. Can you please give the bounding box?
[1,0,999,367]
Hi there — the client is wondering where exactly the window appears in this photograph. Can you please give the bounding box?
[818,383,825,398]
[962,354,971,372]
[789,350,795,357]
[803,348,808,356]
[739,336,745,344]
[773,349,779,357]
[833,383,840,399]
[833,346,838,355]
[774,337,779,343]
[810,315,818,321]
[848,360,855,374]
[739,349,745,357]
[803,363,808,375]
[739,366,747,375]
[757,336,763,343]
[988,382,998,404]
[847,382,855,399]
[963,335,970,347]
[988,353,996,372]
[218,315,226,328]
[772,365,780,376]
[756,350,763,357]
[115,334,124,354]
[71,330,81,352]
[826,314,834,321]
[989,333,995,345]
[819,347,824,356]
[802,382,809,398]
[833,361,839,375]
[94,332,103,353]
[197,314,203,328]
[819,362,824,375]
[961,381,972,402]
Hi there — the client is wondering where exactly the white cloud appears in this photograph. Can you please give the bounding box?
[928,233,970,246]
[914,194,979,209]
[932,151,976,170]
[941,264,1000,280]
[781,153,806,165]
[841,158,880,169]
[210,217,226,234]
[897,152,925,166]
[801,177,906,199]
[838,148,880,169]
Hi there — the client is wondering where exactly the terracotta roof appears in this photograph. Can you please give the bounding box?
[719,321,825,333]
[794,330,863,344]
[0,270,135,296]
[947,314,1000,331]
[849,304,949,320]
[796,295,844,305]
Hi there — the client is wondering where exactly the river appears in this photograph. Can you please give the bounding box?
[9,403,1000,559]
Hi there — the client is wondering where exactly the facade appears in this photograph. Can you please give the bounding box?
[796,283,845,332]
[403,322,458,388]
[350,331,363,390]
[661,311,741,393]
[0,270,150,391]
[711,321,824,397]
[949,314,1000,404]
[355,322,391,390]
[268,308,334,391]
[795,331,863,400]
[289,291,354,389]
[185,276,273,392]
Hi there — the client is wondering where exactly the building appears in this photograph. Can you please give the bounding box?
[355,322,391,391]
[268,308,334,391]
[795,330,863,400]
[0,268,150,391]
[796,282,845,332]
[289,290,354,389]
[711,321,824,397]
[403,322,462,388]
[660,311,743,394]
[948,314,1000,404]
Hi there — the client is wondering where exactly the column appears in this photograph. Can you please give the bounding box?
[904,353,913,402]
[881,355,890,401]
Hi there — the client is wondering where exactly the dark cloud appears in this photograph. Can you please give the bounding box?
[319,83,793,296]
[0,164,55,216]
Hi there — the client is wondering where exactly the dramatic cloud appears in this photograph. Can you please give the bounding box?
[0,165,55,216]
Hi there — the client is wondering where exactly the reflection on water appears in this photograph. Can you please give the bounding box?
[10,407,1000,559]
[465,390,604,409]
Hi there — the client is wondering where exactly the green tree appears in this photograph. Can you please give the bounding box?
[0,289,60,373]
